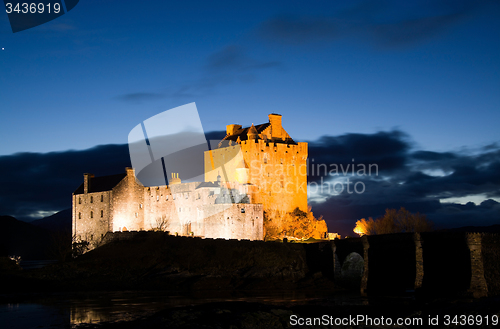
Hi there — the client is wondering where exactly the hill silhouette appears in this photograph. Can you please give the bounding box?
[31,208,71,233]
[0,215,53,259]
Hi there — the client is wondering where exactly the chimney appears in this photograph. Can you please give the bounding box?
[268,113,282,139]
[125,167,135,177]
[170,173,181,185]
[83,173,94,194]
[226,124,242,136]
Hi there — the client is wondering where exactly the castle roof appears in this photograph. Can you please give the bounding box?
[222,114,297,145]
[73,173,126,194]
[222,122,296,144]
[222,122,270,143]
[196,181,220,189]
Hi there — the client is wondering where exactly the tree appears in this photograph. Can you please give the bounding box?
[151,215,170,232]
[264,207,328,240]
[353,207,433,236]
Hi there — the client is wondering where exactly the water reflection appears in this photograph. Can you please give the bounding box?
[1,291,370,328]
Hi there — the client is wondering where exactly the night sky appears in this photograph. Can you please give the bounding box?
[1,0,499,235]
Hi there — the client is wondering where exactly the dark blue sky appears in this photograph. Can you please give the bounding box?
[1,0,499,154]
[1,0,499,233]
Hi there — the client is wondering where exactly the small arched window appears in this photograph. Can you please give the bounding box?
[101,210,103,217]
[90,211,93,218]
[78,197,81,204]
[78,212,81,219]
[101,195,104,202]
[90,196,93,203]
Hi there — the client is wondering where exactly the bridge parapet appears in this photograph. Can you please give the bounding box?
[331,232,498,298]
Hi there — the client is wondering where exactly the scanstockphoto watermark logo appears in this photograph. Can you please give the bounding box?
[127,103,247,228]
[246,157,378,196]
[307,159,379,195]
[3,0,79,33]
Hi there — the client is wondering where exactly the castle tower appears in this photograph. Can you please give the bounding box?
[204,114,308,213]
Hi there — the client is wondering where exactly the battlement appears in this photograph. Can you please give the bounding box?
[239,139,307,155]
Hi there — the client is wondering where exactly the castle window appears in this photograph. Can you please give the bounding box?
[135,212,138,218]
[173,195,176,200]
[101,195,104,202]
[166,195,169,200]
[79,197,81,204]
[264,158,267,164]
[78,212,81,219]
[280,159,283,164]
[90,211,93,218]
[101,210,103,217]
[240,208,245,213]
[90,196,93,203]
[139,204,143,209]
[157,196,159,201]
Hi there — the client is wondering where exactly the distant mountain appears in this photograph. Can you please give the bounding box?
[31,208,72,233]
[0,215,53,259]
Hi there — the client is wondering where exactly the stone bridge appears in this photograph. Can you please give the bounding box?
[309,232,500,298]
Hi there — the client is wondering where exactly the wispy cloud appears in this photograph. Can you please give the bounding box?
[115,92,166,104]
[116,45,281,103]
[256,0,497,48]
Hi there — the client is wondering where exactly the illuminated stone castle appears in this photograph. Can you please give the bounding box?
[72,114,313,249]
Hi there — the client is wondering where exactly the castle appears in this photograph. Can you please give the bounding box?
[72,114,315,249]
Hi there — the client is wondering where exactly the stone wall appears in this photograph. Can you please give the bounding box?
[197,204,263,240]
[481,233,500,296]
[109,168,145,232]
[73,191,111,248]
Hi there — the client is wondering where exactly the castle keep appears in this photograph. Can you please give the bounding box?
[205,113,308,213]
[72,113,316,249]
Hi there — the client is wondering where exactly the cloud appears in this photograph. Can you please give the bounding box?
[205,45,280,72]
[257,0,497,48]
[307,134,500,235]
[116,45,281,103]
[1,129,499,235]
[0,144,131,221]
[115,92,166,104]
[307,130,411,183]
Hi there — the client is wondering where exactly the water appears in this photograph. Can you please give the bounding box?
[0,291,367,328]
[19,260,58,270]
